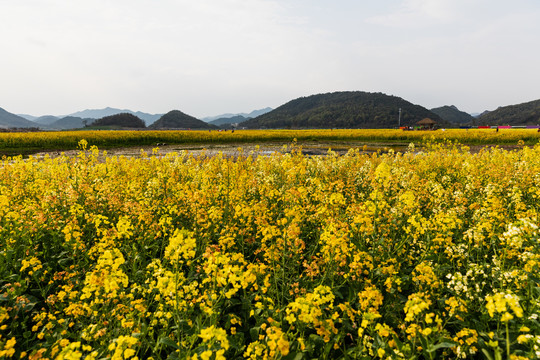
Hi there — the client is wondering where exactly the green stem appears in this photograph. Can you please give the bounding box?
[506,322,510,359]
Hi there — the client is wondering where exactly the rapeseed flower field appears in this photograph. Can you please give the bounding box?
[1,128,539,155]
[1,139,540,359]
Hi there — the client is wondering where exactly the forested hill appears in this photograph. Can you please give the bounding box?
[149,110,216,129]
[430,105,475,125]
[477,99,540,126]
[242,91,447,129]
[91,113,146,128]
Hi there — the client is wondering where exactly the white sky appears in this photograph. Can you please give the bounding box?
[1,0,539,117]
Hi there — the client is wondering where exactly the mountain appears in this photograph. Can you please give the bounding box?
[91,113,146,128]
[149,110,216,130]
[477,110,490,118]
[0,107,41,128]
[48,116,91,130]
[470,110,491,118]
[477,99,540,126]
[242,91,447,129]
[69,107,162,125]
[17,114,38,121]
[430,105,475,125]
[131,111,162,125]
[34,115,60,125]
[246,107,273,118]
[209,115,248,127]
[202,107,273,122]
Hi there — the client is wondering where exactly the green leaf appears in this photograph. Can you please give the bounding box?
[158,337,179,349]
[166,352,180,360]
[250,327,260,341]
[283,351,305,360]
[419,336,428,352]
[58,257,72,266]
[481,348,494,360]
[391,333,404,350]
[427,341,456,353]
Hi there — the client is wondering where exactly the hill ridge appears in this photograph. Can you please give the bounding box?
[0,107,41,128]
[430,105,475,125]
[202,108,272,122]
[477,99,540,126]
[243,91,447,129]
[150,110,216,130]
[69,108,162,125]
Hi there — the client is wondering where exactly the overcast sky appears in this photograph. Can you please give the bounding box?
[1,0,539,117]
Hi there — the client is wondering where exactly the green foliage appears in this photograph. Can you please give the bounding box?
[150,110,217,130]
[430,105,475,125]
[478,99,540,126]
[91,113,146,128]
[242,91,450,129]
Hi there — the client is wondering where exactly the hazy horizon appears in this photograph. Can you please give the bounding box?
[10,98,516,121]
[1,0,539,118]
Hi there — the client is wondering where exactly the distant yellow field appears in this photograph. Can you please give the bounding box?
[0,128,539,155]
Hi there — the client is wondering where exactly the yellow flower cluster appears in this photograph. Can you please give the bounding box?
[164,229,197,265]
[194,325,229,360]
[485,292,523,322]
[244,324,289,359]
[0,337,16,358]
[404,292,432,322]
[20,256,43,275]
[81,248,129,300]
